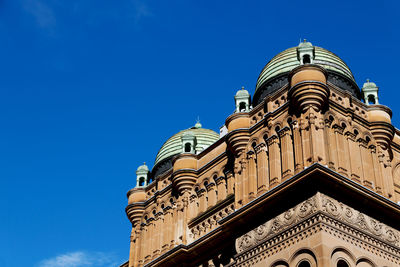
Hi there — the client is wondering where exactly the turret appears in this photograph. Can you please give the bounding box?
[288,64,329,113]
[368,105,394,149]
[135,163,149,187]
[362,79,379,105]
[297,39,315,64]
[234,87,251,113]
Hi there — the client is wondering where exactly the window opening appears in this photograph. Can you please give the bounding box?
[298,261,311,267]
[239,102,246,112]
[337,260,349,267]
[184,143,191,152]
[368,95,376,105]
[303,54,311,64]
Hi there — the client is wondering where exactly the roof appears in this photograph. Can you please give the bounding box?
[154,126,219,167]
[255,46,355,95]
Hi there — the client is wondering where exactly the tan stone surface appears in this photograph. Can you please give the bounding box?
[125,64,400,266]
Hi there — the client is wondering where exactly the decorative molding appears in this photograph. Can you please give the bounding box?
[235,193,400,263]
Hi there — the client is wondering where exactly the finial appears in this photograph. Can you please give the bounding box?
[303,39,307,42]
[143,162,146,165]
[366,78,370,83]
[195,117,202,128]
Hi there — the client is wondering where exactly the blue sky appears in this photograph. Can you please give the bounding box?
[1,0,399,266]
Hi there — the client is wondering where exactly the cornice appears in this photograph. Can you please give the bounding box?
[235,193,400,266]
[188,194,234,227]
[219,163,400,227]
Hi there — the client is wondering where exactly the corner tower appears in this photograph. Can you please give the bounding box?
[122,42,400,267]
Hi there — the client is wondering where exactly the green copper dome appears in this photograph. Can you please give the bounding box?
[253,42,360,105]
[154,124,219,167]
[256,46,355,92]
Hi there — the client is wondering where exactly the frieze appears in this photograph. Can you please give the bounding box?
[235,193,400,254]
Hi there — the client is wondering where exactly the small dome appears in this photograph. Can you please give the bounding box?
[136,163,149,172]
[235,87,250,97]
[362,79,377,89]
[298,39,313,48]
[154,124,219,167]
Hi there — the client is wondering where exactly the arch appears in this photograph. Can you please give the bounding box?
[281,114,294,128]
[248,137,259,150]
[194,184,200,193]
[184,143,192,152]
[331,247,355,267]
[200,178,209,189]
[258,130,269,143]
[239,102,246,112]
[352,126,361,137]
[273,121,283,134]
[324,111,340,128]
[303,54,311,64]
[270,259,289,267]
[361,132,374,145]
[139,177,145,186]
[367,94,376,105]
[356,258,375,267]
[143,213,149,223]
[289,248,317,267]
[211,173,219,181]
[332,119,348,131]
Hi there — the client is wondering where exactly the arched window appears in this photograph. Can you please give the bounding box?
[367,95,376,104]
[184,143,191,152]
[239,102,246,112]
[337,259,349,267]
[303,54,311,64]
[298,261,311,267]
[139,177,145,186]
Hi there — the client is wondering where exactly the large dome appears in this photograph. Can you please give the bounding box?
[152,123,219,178]
[253,41,360,105]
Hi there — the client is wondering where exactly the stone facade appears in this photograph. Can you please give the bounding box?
[124,47,400,267]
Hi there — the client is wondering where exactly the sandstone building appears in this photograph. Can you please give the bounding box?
[122,41,400,267]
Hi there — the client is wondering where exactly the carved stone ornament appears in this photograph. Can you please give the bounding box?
[235,193,400,254]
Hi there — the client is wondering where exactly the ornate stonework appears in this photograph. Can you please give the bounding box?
[124,45,400,267]
[235,193,400,266]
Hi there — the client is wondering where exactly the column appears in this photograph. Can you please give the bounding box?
[247,150,257,200]
[278,126,294,180]
[255,142,269,195]
[267,135,281,187]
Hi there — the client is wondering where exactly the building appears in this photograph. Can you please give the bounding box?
[122,41,400,267]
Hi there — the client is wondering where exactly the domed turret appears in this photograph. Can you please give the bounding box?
[362,79,379,105]
[253,41,360,105]
[234,86,251,113]
[135,162,149,187]
[152,122,219,178]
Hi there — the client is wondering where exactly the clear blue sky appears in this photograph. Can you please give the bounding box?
[1,1,399,266]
